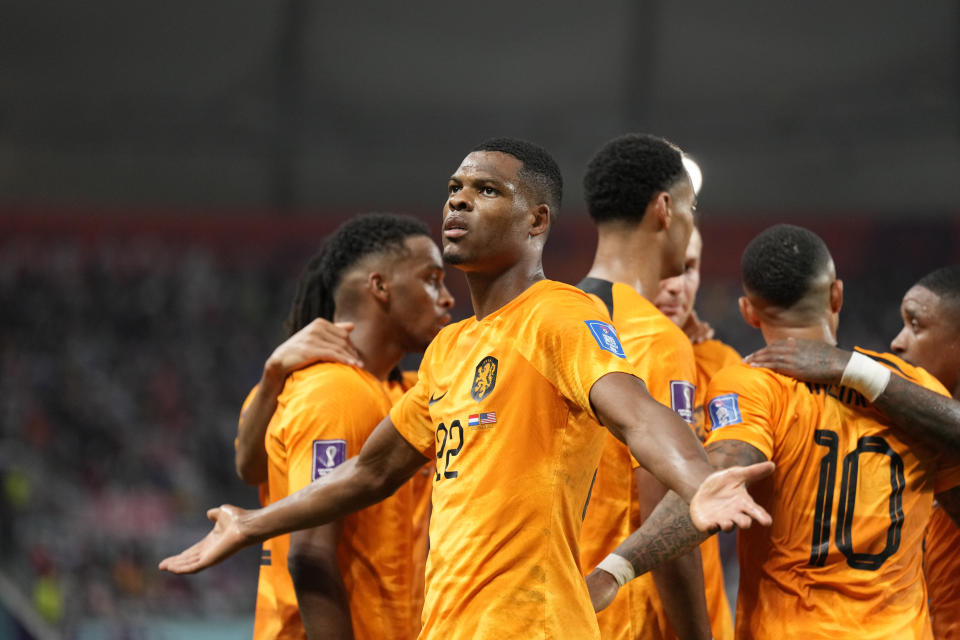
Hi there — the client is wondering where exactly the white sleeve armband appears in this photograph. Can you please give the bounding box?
[596,553,636,588]
[840,351,891,402]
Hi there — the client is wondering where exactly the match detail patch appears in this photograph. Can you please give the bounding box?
[670,380,696,423]
[707,394,743,430]
[585,321,626,359]
[312,439,347,480]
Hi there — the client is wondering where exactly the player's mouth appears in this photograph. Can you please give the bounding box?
[442,216,468,239]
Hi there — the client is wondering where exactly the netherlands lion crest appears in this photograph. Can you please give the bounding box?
[471,355,499,402]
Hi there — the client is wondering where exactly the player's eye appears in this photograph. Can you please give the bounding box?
[448,184,461,195]
[480,186,498,196]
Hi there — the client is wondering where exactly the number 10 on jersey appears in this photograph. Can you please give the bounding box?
[809,429,906,570]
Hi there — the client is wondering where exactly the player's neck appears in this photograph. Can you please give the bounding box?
[587,226,661,300]
[759,319,837,347]
[464,257,546,321]
[333,315,404,381]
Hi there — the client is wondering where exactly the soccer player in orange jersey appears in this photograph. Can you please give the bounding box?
[591,225,960,639]
[160,139,774,640]
[247,214,454,640]
[703,225,960,639]
[744,265,960,639]
[651,224,736,640]
[575,134,725,640]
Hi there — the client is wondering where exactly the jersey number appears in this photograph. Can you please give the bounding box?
[435,420,464,481]
[809,429,906,570]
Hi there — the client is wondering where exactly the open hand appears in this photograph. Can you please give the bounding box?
[744,338,849,385]
[690,462,775,532]
[265,319,362,382]
[159,505,251,574]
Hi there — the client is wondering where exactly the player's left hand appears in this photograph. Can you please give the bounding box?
[689,462,775,532]
[585,568,620,612]
[159,505,251,574]
[683,310,715,345]
[744,338,849,385]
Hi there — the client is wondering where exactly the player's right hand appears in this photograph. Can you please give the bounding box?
[689,462,775,532]
[159,504,251,574]
[585,568,620,612]
[265,319,362,382]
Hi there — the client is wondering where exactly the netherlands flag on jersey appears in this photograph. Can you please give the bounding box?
[468,412,497,427]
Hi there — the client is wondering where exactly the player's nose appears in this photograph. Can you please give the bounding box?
[438,283,454,310]
[890,326,909,354]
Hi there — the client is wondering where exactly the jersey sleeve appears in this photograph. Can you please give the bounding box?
[519,288,639,421]
[703,365,781,460]
[643,328,698,425]
[282,369,387,494]
[389,344,437,458]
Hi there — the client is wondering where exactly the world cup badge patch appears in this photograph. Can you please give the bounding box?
[471,356,499,402]
[585,320,626,359]
[670,380,696,423]
[707,394,742,429]
[312,439,347,480]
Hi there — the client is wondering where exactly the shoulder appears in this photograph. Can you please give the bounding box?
[284,362,381,406]
[709,361,789,395]
[854,347,950,395]
[529,279,611,318]
[694,339,742,373]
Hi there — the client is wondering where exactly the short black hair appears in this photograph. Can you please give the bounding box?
[740,224,833,308]
[915,265,960,318]
[283,213,431,336]
[472,137,563,212]
[583,133,687,224]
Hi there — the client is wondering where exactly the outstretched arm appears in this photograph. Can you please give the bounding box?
[161,415,428,574]
[745,338,960,453]
[236,319,361,485]
[590,372,773,524]
[587,438,769,612]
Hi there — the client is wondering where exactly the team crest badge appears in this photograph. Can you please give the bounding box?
[312,439,346,480]
[585,320,626,359]
[670,380,696,423]
[707,394,743,429]
[471,356,499,402]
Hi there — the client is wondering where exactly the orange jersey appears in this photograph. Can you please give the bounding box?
[577,279,731,640]
[237,385,271,507]
[389,279,638,640]
[692,339,741,442]
[705,348,960,640]
[253,363,426,640]
[925,505,960,639]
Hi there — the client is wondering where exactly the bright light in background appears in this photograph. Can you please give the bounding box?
[683,155,703,195]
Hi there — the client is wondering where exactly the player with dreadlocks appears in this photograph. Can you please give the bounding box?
[240,213,453,640]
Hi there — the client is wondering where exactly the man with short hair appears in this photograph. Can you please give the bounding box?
[576,134,729,640]
[161,138,773,640]
[744,264,960,638]
[652,224,736,639]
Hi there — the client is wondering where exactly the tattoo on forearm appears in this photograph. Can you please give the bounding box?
[614,493,708,576]
[705,439,768,469]
[874,376,960,455]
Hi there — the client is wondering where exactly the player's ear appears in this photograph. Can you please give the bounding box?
[368,272,390,303]
[829,279,843,314]
[529,203,550,238]
[739,296,761,328]
[647,191,671,231]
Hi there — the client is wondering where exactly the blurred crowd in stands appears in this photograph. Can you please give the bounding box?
[0,216,956,637]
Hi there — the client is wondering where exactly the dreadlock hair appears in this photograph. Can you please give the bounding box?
[915,265,960,321]
[471,137,563,214]
[583,133,688,224]
[740,224,834,309]
[283,213,432,337]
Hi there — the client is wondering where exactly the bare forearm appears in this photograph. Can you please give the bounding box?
[591,373,713,502]
[235,372,284,484]
[652,548,711,640]
[289,553,354,640]
[239,458,389,542]
[612,491,710,576]
[873,375,960,454]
